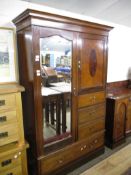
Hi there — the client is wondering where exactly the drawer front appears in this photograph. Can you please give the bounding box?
[88,131,104,152]
[0,94,16,111]
[1,165,22,175]
[78,91,105,108]
[0,152,21,173]
[40,132,104,174]
[71,132,104,163]
[78,103,105,124]
[0,111,17,127]
[0,123,19,146]
[78,118,105,140]
[41,146,74,174]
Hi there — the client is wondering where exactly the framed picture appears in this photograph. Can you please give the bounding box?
[0,27,17,83]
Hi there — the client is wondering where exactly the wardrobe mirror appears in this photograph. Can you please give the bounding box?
[40,35,72,148]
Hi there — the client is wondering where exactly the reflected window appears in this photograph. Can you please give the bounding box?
[40,35,72,148]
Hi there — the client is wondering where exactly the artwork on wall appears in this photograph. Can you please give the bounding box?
[0,28,17,83]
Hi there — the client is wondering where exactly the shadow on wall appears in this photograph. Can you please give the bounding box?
[127,67,131,88]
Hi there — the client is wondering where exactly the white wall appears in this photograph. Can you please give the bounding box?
[0,0,131,83]
[108,26,131,82]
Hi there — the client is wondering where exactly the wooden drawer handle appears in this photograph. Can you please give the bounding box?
[1,159,12,167]
[80,147,84,151]
[94,139,98,144]
[0,116,7,122]
[58,159,63,164]
[0,132,8,138]
[0,100,5,106]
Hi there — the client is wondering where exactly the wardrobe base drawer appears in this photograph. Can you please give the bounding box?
[40,132,104,175]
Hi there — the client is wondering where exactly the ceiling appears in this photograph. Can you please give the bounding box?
[21,0,131,28]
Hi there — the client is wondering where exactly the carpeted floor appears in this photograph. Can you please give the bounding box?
[67,136,131,175]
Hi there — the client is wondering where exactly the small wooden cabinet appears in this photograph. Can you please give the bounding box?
[126,96,131,135]
[13,9,112,175]
[0,84,28,175]
[106,88,131,148]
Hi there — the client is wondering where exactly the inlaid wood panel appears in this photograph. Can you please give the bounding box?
[78,33,107,93]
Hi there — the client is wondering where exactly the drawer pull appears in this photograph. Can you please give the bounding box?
[0,116,7,122]
[18,152,21,155]
[58,159,63,164]
[0,132,8,138]
[1,159,12,167]
[94,139,98,143]
[80,147,84,151]
[14,154,18,159]
[83,145,87,149]
[0,100,5,106]
[6,173,13,175]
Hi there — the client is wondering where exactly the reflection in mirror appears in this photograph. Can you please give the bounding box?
[40,36,72,148]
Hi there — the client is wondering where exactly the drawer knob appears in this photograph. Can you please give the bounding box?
[18,152,21,155]
[14,154,18,159]
[81,147,84,151]
[1,159,12,167]
[58,159,63,164]
[0,116,7,122]
[83,145,87,149]
[94,139,98,143]
[0,132,8,138]
[0,100,5,106]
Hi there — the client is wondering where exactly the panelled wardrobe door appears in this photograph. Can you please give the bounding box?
[78,33,107,93]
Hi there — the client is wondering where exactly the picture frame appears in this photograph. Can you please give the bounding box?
[0,27,18,83]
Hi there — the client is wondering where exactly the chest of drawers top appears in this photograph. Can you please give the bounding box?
[0,84,24,95]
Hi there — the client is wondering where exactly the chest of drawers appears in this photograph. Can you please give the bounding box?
[0,84,28,175]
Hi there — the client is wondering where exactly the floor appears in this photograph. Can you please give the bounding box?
[67,136,131,175]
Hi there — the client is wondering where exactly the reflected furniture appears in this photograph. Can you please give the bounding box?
[0,84,29,175]
[13,9,112,175]
[106,81,131,148]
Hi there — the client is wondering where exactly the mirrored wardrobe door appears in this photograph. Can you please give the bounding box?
[39,28,75,152]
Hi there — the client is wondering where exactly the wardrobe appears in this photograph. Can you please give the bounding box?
[13,9,112,175]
